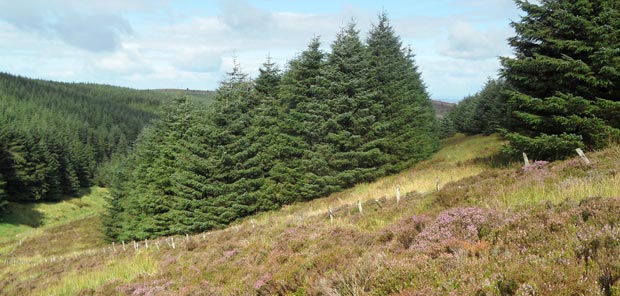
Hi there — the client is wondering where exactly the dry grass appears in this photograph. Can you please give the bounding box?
[3,135,620,295]
[37,252,157,296]
[277,134,505,220]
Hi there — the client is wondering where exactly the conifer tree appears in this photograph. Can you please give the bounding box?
[322,22,385,184]
[278,37,335,201]
[365,13,439,171]
[501,0,620,160]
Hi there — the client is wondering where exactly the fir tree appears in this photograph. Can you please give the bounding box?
[365,13,439,171]
[278,37,335,201]
[501,0,620,160]
[322,22,384,184]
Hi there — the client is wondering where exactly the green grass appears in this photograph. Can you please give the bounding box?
[0,187,108,241]
[2,135,620,295]
[37,252,158,296]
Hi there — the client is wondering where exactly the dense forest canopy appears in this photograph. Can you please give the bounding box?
[0,73,165,211]
[104,15,440,241]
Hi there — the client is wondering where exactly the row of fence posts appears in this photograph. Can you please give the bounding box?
[523,148,590,167]
[4,149,593,266]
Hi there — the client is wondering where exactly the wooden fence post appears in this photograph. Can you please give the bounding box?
[358,200,363,215]
[435,177,440,192]
[396,186,401,204]
[523,152,530,166]
[576,148,591,165]
[329,207,334,224]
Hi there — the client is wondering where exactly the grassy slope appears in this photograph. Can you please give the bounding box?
[1,135,620,295]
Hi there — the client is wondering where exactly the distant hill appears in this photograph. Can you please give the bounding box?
[431,100,454,118]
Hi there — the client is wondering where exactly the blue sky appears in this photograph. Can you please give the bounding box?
[0,0,521,102]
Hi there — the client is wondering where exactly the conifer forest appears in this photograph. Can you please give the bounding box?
[1,1,620,294]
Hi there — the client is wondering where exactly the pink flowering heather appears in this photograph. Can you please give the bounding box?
[412,207,498,253]
[253,273,272,290]
[522,160,549,172]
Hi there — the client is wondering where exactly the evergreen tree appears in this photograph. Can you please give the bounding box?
[438,116,457,139]
[472,78,510,135]
[0,72,162,202]
[322,22,385,184]
[104,15,443,240]
[501,0,620,160]
[365,13,439,171]
[278,37,335,201]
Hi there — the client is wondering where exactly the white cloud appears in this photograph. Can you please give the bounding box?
[89,46,152,75]
[174,50,223,73]
[0,0,521,101]
[0,0,139,52]
[438,21,510,60]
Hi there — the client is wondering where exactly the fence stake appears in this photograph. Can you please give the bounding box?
[171,237,176,249]
[329,207,334,224]
[358,200,363,215]
[435,177,440,192]
[576,148,591,165]
[122,241,126,251]
[145,239,149,249]
[396,186,401,204]
[523,152,530,167]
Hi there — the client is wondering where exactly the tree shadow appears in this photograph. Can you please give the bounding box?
[2,203,43,227]
[1,187,93,227]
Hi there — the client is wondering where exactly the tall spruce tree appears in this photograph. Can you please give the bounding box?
[322,22,385,184]
[365,13,439,171]
[501,0,620,160]
[277,37,336,201]
[238,57,290,210]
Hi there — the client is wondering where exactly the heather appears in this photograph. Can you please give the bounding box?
[1,134,620,295]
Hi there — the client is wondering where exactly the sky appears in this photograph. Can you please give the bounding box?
[0,0,521,102]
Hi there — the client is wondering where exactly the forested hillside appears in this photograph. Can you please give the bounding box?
[0,73,164,210]
[105,15,439,241]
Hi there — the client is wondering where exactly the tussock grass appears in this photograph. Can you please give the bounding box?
[4,135,620,295]
[37,252,157,296]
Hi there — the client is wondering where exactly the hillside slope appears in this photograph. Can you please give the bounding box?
[0,73,168,205]
[1,135,619,295]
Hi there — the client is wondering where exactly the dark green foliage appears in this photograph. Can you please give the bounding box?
[449,95,481,135]
[365,13,439,171]
[447,78,511,136]
[322,23,385,185]
[0,72,161,204]
[106,15,439,240]
[501,0,620,160]
[438,117,457,139]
